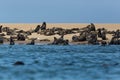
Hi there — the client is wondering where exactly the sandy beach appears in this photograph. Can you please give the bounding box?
[0,23,120,44]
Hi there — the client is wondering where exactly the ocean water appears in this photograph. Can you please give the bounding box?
[0,45,120,80]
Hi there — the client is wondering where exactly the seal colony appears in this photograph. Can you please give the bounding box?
[0,22,120,45]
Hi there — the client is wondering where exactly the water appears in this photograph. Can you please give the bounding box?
[0,45,120,80]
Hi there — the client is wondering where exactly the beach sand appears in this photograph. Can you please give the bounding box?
[1,23,120,44]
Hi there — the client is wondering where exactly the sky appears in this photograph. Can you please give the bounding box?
[0,0,120,23]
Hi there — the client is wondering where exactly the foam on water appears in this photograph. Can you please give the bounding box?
[0,45,120,80]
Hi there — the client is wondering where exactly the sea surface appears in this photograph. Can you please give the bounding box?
[0,45,120,80]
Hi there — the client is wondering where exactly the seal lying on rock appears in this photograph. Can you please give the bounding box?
[27,39,35,45]
[34,25,41,32]
[0,36,4,44]
[101,41,107,46]
[97,28,107,40]
[109,29,120,45]
[10,36,15,45]
[86,31,98,45]
[17,33,26,41]
[0,25,2,33]
[52,35,69,45]
[41,22,46,30]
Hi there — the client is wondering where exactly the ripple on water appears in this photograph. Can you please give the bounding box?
[0,45,120,80]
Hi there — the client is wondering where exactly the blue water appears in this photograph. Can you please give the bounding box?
[0,45,120,80]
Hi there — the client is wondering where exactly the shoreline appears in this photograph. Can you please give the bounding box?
[0,23,119,45]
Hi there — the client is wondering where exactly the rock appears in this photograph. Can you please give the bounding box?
[13,61,25,66]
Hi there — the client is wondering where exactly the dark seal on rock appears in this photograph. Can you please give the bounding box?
[27,39,35,45]
[10,36,15,45]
